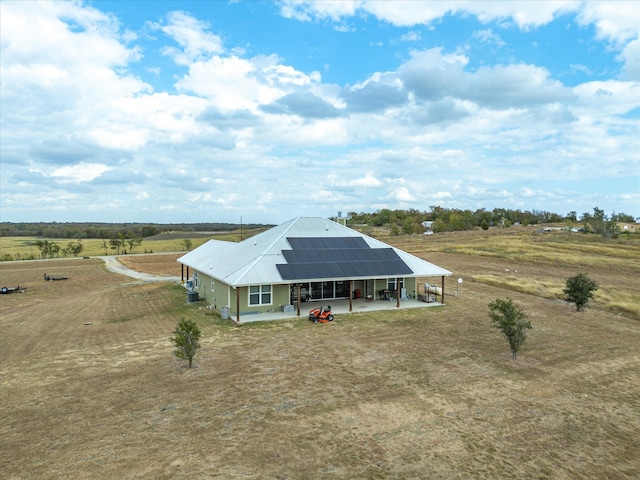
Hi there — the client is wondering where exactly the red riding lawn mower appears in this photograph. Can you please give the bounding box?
[308,305,334,323]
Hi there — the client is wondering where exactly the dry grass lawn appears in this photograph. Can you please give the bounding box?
[1,230,639,479]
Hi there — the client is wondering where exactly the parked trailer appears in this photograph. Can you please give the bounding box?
[44,273,68,281]
[1,286,26,294]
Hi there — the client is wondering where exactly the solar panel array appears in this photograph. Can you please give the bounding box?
[287,237,368,250]
[277,237,413,280]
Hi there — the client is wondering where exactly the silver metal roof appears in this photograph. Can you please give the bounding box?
[177,217,452,286]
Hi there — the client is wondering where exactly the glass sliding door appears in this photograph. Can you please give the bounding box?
[294,280,354,301]
[335,281,350,298]
[322,281,334,299]
[310,282,323,300]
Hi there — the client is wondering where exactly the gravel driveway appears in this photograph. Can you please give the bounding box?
[100,256,181,283]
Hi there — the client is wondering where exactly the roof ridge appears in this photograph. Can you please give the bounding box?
[224,217,300,284]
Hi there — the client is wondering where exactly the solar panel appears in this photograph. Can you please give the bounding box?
[287,237,368,250]
[277,237,413,280]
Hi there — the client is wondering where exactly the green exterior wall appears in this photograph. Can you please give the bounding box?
[191,270,423,316]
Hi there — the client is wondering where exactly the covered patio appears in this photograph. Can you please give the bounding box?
[223,295,445,324]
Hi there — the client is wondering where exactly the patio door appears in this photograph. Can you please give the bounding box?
[335,281,350,298]
[310,282,322,300]
[322,281,334,299]
[302,280,349,301]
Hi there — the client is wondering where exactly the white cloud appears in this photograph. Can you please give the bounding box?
[279,0,578,28]
[51,163,110,183]
[388,186,415,202]
[158,11,223,65]
[279,0,362,22]
[572,80,640,117]
[400,31,421,42]
[577,1,640,44]
[618,37,640,81]
[473,29,505,47]
[0,1,137,66]
[335,173,383,187]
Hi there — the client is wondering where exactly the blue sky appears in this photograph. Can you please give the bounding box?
[1,1,638,224]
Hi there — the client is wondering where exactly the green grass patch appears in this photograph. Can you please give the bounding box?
[470,274,564,299]
[0,231,268,261]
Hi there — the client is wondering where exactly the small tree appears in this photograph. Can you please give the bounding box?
[109,236,124,255]
[65,240,83,257]
[563,273,599,311]
[170,319,202,368]
[181,238,193,251]
[488,298,532,360]
[126,234,142,254]
[34,239,60,259]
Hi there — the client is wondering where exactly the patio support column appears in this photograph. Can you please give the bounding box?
[441,276,445,305]
[236,287,240,323]
[296,283,301,317]
[396,277,400,307]
[181,264,184,282]
[349,280,353,312]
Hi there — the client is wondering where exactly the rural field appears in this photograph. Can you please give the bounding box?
[0,228,267,261]
[1,228,639,479]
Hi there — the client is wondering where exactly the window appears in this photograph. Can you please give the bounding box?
[249,285,271,306]
[193,272,199,288]
[387,278,404,291]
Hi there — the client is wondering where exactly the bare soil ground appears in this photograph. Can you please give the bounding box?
[116,253,183,276]
[1,233,639,479]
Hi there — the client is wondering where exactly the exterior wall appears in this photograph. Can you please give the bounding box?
[404,277,417,296]
[370,277,418,298]
[352,279,365,298]
[234,284,291,315]
[272,284,292,311]
[191,269,292,316]
[189,269,433,316]
[190,271,229,309]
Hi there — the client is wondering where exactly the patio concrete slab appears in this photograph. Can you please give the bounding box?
[227,297,444,324]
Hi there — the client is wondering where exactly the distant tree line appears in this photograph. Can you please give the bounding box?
[1,208,634,240]
[31,233,145,259]
[2,232,144,261]
[0,222,266,239]
[340,206,636,237]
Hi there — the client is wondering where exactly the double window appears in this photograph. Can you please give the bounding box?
[249,285,271,306]
[387,278,404,291]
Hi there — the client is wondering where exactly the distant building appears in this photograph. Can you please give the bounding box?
[618,223,638,233]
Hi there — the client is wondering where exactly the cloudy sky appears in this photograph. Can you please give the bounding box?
[1,1,638,224]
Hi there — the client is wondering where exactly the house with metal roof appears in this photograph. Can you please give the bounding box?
[177,217,452,322]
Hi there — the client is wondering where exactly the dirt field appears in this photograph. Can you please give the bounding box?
[1,233,639,479]
[117,253,183,277]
